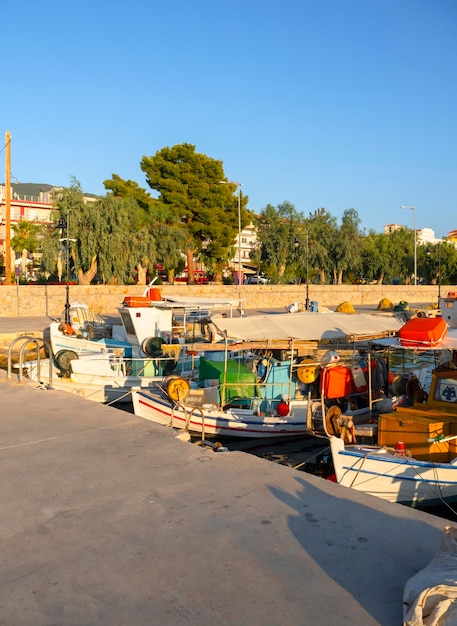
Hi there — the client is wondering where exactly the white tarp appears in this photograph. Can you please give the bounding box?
[403,526,457,626]
[212,311,405,342]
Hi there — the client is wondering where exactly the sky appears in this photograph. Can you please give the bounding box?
[2,0,456,238]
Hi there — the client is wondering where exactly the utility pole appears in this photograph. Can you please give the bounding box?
[4,131,12,285]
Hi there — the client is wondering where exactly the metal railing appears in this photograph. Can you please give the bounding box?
[7,335,53,386]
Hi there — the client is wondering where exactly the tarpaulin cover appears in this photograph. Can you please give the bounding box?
[198,357,259,401]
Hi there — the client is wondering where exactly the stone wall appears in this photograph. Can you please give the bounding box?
[0,283,449,317]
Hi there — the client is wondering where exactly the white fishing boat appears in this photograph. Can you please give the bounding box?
[329,322,457,507]
[12,289,237,404]
[17,350,195,405]
[131,310,406,439]
[45,287,235,359]
[439,291,457,328]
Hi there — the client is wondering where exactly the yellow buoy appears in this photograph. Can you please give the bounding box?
[296,358,320,384]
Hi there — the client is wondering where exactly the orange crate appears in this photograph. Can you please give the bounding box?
[123,296,151,307]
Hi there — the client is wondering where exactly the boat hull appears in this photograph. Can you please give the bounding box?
[131,389,309,439]
[330,436,457,507]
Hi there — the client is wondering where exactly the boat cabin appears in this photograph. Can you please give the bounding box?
[439,292,457,328]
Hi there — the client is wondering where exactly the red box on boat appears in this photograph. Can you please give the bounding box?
[320,365,352,399]
[123,296,152,307]
[398,317,448,348]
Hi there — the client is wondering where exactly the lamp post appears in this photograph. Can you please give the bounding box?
[220,180,244,316]
[57,209,76,324]
[438,242,442,306]
[400,205,417,286]
[305,229,309,311]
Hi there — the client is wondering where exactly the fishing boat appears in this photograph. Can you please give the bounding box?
[44,287,235,359]
[440,291,457,328]
[16,350,195,405]
[131,310,406,438]
[12,289,236,404]
[329,320,457,507]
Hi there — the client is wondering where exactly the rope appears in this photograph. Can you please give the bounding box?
[293,445,330,470]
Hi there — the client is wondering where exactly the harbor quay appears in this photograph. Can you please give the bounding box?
[0,282,447,317]
[0,339,452,623]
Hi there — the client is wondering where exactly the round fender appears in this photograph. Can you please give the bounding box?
[296,358,320,384]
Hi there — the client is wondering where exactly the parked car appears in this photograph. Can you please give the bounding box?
[246,274,270,285]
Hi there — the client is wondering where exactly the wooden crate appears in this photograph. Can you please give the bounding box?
[448,422,457,461]
[378,413,449,462]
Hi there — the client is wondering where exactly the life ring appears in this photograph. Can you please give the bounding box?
[163,375,190,402]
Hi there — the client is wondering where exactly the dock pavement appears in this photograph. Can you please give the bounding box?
[0,314,451,625]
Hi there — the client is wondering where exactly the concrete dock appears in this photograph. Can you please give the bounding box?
[0,316,452,625]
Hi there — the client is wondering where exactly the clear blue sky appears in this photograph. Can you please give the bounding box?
[3,0,456,238]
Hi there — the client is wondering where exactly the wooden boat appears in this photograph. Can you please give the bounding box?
[13,290,237,404]
[17,351,195,405]
[329,322,457,507]
[44,288,235,359]
[131,310,406,439]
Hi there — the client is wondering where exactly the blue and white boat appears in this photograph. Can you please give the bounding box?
[329,326,457,507]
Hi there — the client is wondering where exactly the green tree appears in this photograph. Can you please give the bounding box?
[255,202,304,283]
[86,194,157,285]
[388,228,415,284]
[40,182,87,281]
[41,180,156,285]
[103,174,153,213]
[330,208,363,284]
[104,173,186,282]
[418,241,457,287]
[140,143,248,284]
[360,231,392,284]
[307,208,337,283]
[11,219,43,277]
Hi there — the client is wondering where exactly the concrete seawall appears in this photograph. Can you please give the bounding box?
[0,283,449,317]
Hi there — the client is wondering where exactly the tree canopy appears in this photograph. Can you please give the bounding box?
[33,146,457,287]
[140,143,249,283]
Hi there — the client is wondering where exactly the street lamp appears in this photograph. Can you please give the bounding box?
[438,241,442,305]
[56,209,76,324]
[220,180,244,316]
[400,205,417,286]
